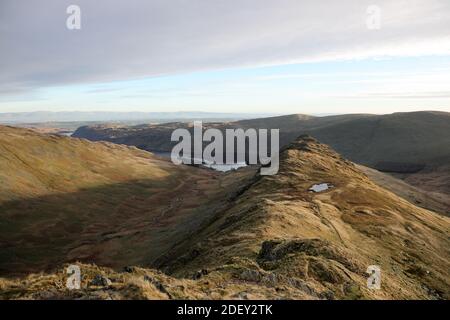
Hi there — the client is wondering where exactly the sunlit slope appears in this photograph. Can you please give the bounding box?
[0,126,171,202]
[157,136,450,299]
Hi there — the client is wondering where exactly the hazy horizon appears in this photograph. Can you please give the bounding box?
[1,110,448,125]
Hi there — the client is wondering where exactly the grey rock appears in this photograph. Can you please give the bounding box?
[90,275,112,287]
[192,269,209,280]
[240,269,262,282]
[144,275,171,298]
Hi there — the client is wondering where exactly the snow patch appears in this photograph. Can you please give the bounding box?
[309,183,333,193]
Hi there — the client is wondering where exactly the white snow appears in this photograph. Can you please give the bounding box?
[309,183,333,192]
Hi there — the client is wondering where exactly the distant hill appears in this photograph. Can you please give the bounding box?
[0,111,275,124]
[357,164,450,215]
[294,111,450,169]
[73,111,450,195]
[1,134,449,299]
[74,111,450,168]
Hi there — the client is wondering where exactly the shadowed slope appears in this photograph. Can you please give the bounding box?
[0,126,255,276]
[357,164,450,215]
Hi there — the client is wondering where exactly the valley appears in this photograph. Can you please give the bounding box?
[0,121,449,300]
[2,0,449,304]
[0,126,256,276]
[73,111,450,198]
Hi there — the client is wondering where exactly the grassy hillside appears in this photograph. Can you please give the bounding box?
[153,136,450,299]
[72,111,450,195]
[0,126,170,202]
[0,126,255,276]
[303,111,450,168]
[1,128,448,299]
[233,111,450,172]
[73,111,450,168]
[357,164,450,215]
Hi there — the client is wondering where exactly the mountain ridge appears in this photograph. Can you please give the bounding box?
[73,111,450,198]
[151,136,450,299]
[0,127,449,299]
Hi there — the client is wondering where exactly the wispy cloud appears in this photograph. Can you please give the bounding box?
[339,91,450,99]
[1,0,450,96]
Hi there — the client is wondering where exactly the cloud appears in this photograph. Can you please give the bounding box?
[341,91,450,99]
[1,0,450,95]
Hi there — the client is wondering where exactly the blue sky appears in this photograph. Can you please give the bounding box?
[2,56,449,114]
[1,0,450,114]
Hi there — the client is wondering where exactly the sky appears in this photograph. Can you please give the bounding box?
[0,0,450,114]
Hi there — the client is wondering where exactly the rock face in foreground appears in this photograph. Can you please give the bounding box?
[0,132,449,300]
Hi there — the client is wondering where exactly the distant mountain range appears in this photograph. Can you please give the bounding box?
[73,111,450,202]
[0,111,278,123]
